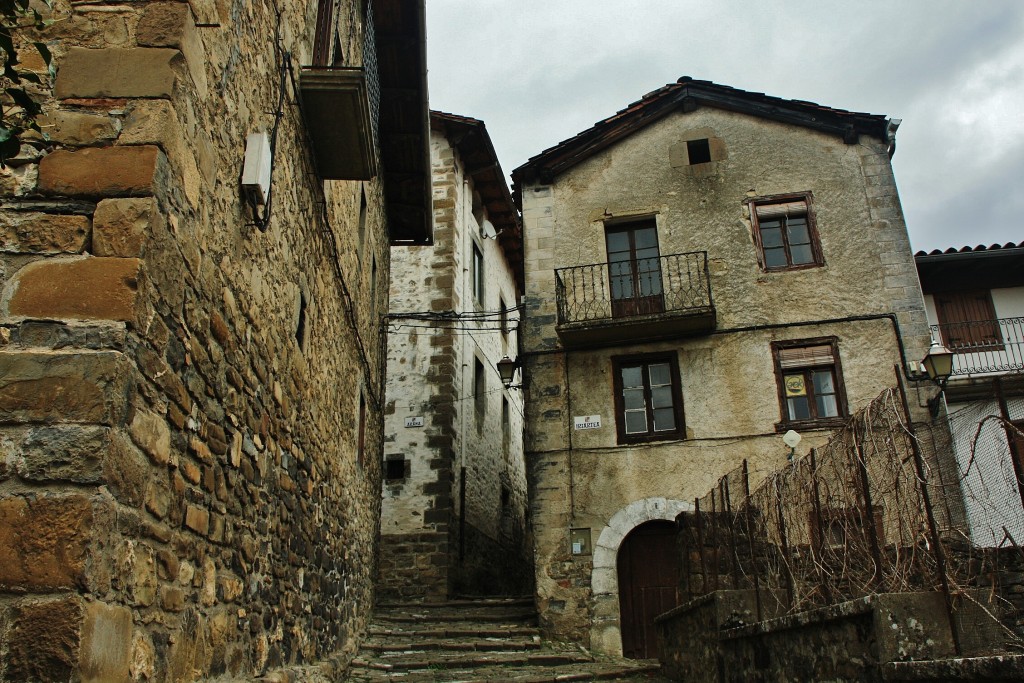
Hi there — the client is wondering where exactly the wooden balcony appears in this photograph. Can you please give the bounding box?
[934,318,1024,377]
[554,251,715,348]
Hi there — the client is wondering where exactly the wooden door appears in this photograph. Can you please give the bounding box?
[618,520,680,659]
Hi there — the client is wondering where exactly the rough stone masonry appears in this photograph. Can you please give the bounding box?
[0,1,401,680]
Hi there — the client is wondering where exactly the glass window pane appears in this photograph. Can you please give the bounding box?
[607,232,630,254]
[623,388,645,410]
[651,385,674,409]
[625,410,647,434]
[621,366,643,388]
[816,394,839,417]
[764,247,788,268]
[610,276,632,299]
[787,219,810,245]
[648,363,671,386]
[760,226,784,248]
[634,227,659,250]
[653,407,676,431]
[812,370,835,395]
[791,244,814,264]
[787,396,810,421]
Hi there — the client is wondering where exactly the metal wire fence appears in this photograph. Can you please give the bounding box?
[677,371,1024,653]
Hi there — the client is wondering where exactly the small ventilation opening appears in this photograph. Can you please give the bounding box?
[385,458,406,482]
[687,138,712,165]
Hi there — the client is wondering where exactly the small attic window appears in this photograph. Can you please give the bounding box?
[687,139,712,165]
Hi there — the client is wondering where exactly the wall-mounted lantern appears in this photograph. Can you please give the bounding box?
[920,340,954,417]
[498,355,521,390]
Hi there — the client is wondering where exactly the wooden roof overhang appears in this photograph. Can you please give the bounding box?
[373,0,432,245]
[915,242,1024,293]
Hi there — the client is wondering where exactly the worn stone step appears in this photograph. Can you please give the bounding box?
[369,625,541,639]
[373,608,538,624]
[362,637,543,653]
[345,659,665,682]
[378,596,534,609]
[351,650,594,673]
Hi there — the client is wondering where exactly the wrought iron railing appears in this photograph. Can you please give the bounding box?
[931,317,1024,375]
[554,251,712,325]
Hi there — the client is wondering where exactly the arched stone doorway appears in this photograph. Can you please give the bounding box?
[617,520,679,659]
[589,498,692,657]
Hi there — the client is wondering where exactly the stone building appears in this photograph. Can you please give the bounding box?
[510,77,936,658]
[916,242,1024,545]
[379,112,531,601]
[0,0,428,680]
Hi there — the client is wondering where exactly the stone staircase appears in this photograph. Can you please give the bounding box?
[345,597,666,682]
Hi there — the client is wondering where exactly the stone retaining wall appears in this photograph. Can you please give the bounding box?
[656,590,1013,683]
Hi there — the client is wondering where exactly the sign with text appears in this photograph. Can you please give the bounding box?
[404,416,424,428]
[573,415,602,430]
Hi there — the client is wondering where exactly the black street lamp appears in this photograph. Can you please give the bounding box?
[497,355,520,389]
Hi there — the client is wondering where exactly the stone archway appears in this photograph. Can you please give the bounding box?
[589,497,693,656]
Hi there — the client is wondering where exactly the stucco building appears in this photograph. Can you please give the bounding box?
[916,242,1024,545]
[511,77,936,658]
[0,0,428,680]
[380,112,530,601]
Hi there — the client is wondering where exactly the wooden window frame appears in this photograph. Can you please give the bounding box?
[472,243,484,307]
[748,192,823,272]
[474,358,486,428]
[933,289,1003,351]
[772,337,848,432]
[611,352,686,444]
[499,297,509,346]
[502,396,511,464]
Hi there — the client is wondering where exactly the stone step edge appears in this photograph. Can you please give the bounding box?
[377,598,533,609]
[373,612,538,624]
[368,627,540,638]
[344,661,663,682]
[363,640,542,652]
[350,652,594,672]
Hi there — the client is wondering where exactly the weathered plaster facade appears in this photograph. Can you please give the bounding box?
[512,79,937,655]
[0,1,428,680]
[380,114,530,601]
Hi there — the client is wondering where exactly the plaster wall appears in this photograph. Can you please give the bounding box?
[520,105,935,651]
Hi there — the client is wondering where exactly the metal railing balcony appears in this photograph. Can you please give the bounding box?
[931,317,1024,376]
[554,251,714,346]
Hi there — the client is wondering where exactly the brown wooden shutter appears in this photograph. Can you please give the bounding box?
[934,290,1001,349]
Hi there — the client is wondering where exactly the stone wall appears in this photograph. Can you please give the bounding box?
[380,125,530,601]
[656,590,1011,683]
[0,1,393,680]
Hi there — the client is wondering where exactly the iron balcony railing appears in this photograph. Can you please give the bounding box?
[555,251,712,326]
[931,317,1024,376]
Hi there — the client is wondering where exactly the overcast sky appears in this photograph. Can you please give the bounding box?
[425,1,1024,252]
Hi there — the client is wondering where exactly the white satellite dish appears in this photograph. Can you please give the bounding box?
[481,218,498,239]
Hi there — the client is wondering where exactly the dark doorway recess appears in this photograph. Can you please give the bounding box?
[617,520,680,659]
